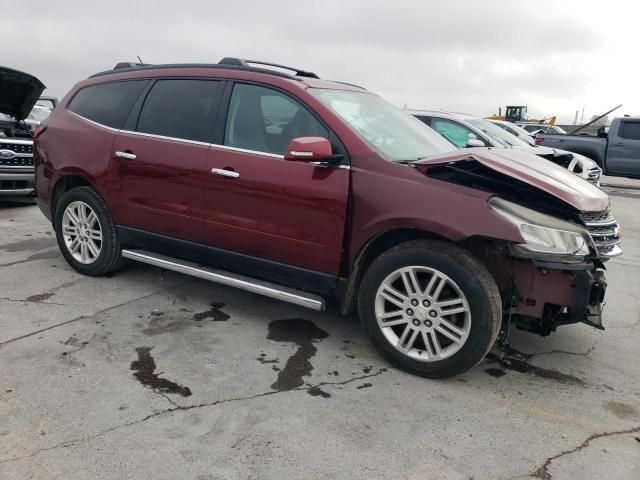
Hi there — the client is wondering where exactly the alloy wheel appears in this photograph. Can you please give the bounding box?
[374,266,471,362]
[61,201,103,264]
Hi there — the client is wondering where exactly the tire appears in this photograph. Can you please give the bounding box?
[358,239,501,378]
[53,186,124,276]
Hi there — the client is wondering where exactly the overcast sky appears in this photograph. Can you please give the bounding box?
[3,0,637,123]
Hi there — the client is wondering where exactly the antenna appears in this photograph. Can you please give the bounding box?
[137,55,144,65]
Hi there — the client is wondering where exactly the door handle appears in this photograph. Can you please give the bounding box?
[211,168,239,178]
[614,142,625,146]
[115,151,137,160]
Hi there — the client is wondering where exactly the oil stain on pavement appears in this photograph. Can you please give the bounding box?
[193,302,230,322]
[485,355,586,386]
[130,347,192,397]
[267,318,329,392]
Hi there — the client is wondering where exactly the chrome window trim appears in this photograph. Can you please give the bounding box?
[121,129,211,147]
[68,111,350,167]
[68,111,120,132]
[210,143,284,159]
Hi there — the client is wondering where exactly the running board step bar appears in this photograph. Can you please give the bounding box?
[121,249,325,311]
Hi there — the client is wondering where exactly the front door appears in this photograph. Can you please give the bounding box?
[203,82,349,280]
[606,119,640,176]
[113,79,221,244]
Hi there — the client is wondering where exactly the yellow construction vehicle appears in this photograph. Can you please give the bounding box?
[487,106,556,125]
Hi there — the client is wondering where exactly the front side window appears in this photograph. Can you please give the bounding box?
[224,83,328,155]
[309,89,455,161]
[431,118,480,148]
[68,80,148,129]
[620,121,640,140]
[136,80,220,143]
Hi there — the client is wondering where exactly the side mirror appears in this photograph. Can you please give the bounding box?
[284,136,333,162]
[466,138,485,148]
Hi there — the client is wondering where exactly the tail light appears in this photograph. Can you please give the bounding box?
[534,135,542,145]
[33,125,48,140]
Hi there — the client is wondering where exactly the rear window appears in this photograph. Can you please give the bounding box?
[68,80,148,129]
[620,121,640,140]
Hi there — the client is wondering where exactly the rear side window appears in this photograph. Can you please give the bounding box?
[620,121,640,140]
[136,80,220,143]
[68,80,148,129]
[224,83,328,155]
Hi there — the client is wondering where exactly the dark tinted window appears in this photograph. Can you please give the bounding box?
[68,81,148,129]
[224,83,328,155]
[413,115,431,126]
[137,80,220,143]
[620,121,640,140]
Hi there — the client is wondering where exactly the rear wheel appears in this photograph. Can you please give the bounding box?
[54,186,124,276]
[358,240,501,378]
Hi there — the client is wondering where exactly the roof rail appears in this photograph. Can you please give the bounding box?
[218,57,319,79]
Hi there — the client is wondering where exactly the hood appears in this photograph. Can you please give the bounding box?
[0,66,46,120]
[416,147,609,212]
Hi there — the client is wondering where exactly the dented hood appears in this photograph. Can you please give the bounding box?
[416,147,609,212]
[0,66,46,120]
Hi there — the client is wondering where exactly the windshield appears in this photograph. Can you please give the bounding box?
[467,118,531,147]
[309,89,456,161]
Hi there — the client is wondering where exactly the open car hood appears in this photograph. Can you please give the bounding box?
[415,147,609,212]
[0,66,46,120]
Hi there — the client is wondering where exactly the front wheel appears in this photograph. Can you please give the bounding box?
[358,240,502,378]
[54,186,124,276]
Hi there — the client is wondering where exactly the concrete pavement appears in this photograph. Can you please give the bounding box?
[1,192,638,480]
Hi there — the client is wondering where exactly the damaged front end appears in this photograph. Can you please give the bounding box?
[420,153,621,337]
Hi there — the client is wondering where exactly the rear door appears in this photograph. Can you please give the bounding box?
[203,82,349,282]
[112,79,221,247]
[606,119,640,175]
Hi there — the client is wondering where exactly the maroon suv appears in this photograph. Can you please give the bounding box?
[34,58,621,378]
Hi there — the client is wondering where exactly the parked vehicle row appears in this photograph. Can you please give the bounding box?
[409,110,602,185]
[32,58,620,378]
[538,117,640,179]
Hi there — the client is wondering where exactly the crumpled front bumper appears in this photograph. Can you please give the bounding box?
[489,255,608,335]
[579,270,607,330]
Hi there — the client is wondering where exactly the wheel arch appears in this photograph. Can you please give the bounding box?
[340,228,504,315]
[341,228,449,315]
[49,173,98,220]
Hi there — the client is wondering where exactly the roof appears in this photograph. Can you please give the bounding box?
[89,57,367,92]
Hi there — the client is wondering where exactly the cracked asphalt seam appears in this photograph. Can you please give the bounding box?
[0,297,66,306]
[529,425,640,480]
[0,280,194,348]
[527,341,598,359]
[0,368,390,465]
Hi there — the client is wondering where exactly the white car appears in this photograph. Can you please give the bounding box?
[489,119,536,145]
[409,110,602,186]
[518,123,567,135]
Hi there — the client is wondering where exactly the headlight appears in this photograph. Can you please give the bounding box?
[490,197,592,260]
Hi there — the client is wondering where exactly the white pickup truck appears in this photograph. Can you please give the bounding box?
[538,117,640,179]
